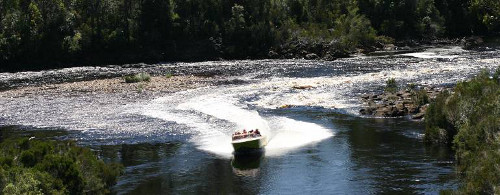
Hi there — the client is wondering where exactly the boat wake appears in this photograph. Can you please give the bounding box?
[138,86,334,158]
[1,46,499,153]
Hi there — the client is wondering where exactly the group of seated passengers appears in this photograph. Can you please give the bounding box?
[232,129,261,140]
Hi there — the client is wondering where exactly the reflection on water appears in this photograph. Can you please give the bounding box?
[231,150,265,170]
[3,47,493,193]
[0,115,458,194]
[231,150,264,177]
[334,116,458,194]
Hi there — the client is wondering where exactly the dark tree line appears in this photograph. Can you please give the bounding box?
[0,0,499,71]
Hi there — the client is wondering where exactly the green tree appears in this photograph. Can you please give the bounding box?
[470,0,500,32]
[416,0,445,38]
[333,6,377,52]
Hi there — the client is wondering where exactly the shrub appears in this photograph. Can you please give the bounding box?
[375,35,394,45]
[412,89,429,107]
[425,68,500,193]
[35,154,83,194]
[138,73,151,82]
[2,169,44,195]
[0,138,123,194]
[124,75,140,83]
[137,84,144,93]
[424,91,454,144]
[384,78,397,93]
[406,83,417,91]
[124,72,151,83]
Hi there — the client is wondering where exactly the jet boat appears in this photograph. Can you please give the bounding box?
[231,131,267,152]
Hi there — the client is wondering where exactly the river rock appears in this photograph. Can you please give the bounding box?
[359,85,452,118]
[407,104,419,113]
[412,112,425,119]
[268,50,279,59]
[420,104,429,113]
[462,36,484,49]
[322,54,336,61]
[403,99,413,104]
[305,53,319,60]
[396,102,406,112]
[401,92,412,99]
[292,85,314,90]
[279,104,295,109]
[383,44,396,51]
[360,107,375,115]
[374,106,398,117]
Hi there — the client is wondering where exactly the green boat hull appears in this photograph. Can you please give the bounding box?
[232,136,267,152]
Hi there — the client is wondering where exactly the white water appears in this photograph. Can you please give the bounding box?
[138,85,334,157]
[1,46,499,155]
[400,47,464,59]
[132,46,499,157]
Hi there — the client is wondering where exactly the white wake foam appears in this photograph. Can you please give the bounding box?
[265,117,333,156]
[139,87,334,158]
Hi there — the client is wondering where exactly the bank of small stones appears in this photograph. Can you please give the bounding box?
[359,87,451,119]
[0,75,216,99]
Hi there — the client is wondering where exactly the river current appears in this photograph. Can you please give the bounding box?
[1,46,499,194]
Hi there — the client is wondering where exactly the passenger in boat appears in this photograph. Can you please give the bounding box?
[254,129,261,136]
[233,130,242,140]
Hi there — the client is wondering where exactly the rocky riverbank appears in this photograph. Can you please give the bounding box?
[268,37,477,61]
[359,86,452,119]
[0,75,216,99]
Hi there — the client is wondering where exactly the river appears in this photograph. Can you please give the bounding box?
[1,46,499,194]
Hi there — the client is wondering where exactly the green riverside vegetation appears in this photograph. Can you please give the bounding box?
[123,72,151,83]
[1,0,500,71]
[384,78,398,93]
[425,69,500,194]
[0,137,123,194]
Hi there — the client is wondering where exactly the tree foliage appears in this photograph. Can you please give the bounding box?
[425,68,500,193]
[1,0,499,71]
[0,137,123,194]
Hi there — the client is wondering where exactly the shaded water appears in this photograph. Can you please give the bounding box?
[1,46,499,193]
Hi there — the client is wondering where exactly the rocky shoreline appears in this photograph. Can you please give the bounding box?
[359,86,452,119]
[0,75,216,99]
[267,36,481,61]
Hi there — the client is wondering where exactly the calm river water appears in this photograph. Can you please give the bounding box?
[1,46,499,194]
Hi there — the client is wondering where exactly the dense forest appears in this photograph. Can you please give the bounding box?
[1,0,499,71]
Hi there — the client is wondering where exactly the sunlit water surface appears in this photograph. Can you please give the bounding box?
[1,46,500,193]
